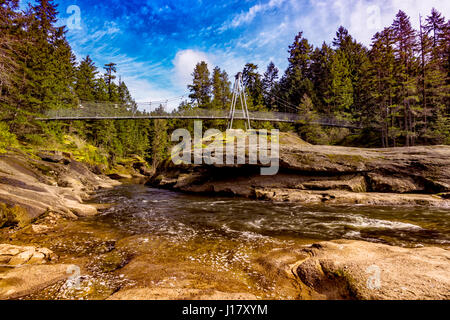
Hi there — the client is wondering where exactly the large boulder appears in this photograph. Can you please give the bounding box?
[149,132,450,207]
[290,240,450,300]
[0,152,120,225]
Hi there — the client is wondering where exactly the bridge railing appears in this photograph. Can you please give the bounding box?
[39,103,361,128]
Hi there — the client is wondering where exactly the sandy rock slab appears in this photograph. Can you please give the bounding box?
[0,244,57,266]
[292,240,450,300]
[0,264,72,299]
[0,244,70,300]
[108,287,257,300]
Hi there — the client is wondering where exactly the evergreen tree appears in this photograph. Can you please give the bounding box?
[310,42,334,114]
[423,9,450,143]
[242,63,264,110]
[328,50,353,118]
[295,94,327,144]
[104,62,117,100]
[262,62,279,110]
[188,61,211,108]
[0,0,20,104]
[332,26,370,121]
[75,55,98,101]
[280,32,315,110]
[368,28,399,147]
[211,66,231,109]
[392,10,419,146]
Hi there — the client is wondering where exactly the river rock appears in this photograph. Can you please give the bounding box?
[8,250,35,265]
[291,240,450,300]
[0,152,120,225]
[107,173,133,180]
[37,151,70,164]
[149,132,450,207]
[0,244,57,266]
[108,287,257,300]
[0,264,72,299]
[367,173,420,193]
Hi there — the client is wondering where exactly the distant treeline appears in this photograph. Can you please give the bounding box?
[186,9,450,147]
[0,0,158,164]
[0,1,449,167]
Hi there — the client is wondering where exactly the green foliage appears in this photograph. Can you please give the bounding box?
[1,0,449,160]
[150,119,169,168]
[0,122,18,152]
[295,95,328,144]
[188,61,211,107]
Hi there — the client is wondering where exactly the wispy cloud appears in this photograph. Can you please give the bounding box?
[220,0,287,31]
[35,0,450,107]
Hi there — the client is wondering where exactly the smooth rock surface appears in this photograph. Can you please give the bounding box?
[0,152,120,225]
[0,264,71,299]
[290,240,450,300]
[149,132,450,207]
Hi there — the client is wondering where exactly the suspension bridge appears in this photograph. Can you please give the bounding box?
[36,73,362,129]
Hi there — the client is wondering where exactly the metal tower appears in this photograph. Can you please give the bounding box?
[228,72,251,130]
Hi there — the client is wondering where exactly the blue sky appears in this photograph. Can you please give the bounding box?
[20,0,450,108]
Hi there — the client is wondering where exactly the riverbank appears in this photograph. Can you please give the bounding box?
[0,143,449,300]
[149,132,450,207]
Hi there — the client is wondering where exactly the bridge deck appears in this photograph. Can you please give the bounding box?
[36,105,362,129]
[36,115,362,129]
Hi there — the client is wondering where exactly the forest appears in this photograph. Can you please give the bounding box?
[186,8,450,148]
[0,0,449,169]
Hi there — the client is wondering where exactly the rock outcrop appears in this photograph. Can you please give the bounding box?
[284,240,450,300]
[0,243,57,266]
[0,151,120,226]
[0,244,72,300]
[149,132,450,207]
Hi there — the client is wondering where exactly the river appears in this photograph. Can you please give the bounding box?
[16,184,450,300]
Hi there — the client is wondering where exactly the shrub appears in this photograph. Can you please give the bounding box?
[0,122,18,153]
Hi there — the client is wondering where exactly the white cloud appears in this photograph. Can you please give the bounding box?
[221,0,286,31]
[297,0,450,46]
[170,48,253,100]
[172,49,211,87]
[124,77,181,109]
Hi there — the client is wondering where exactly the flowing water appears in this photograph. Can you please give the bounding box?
[13,184,450,300]
[90,184,450,247]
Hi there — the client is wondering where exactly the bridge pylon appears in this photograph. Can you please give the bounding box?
[228,72,251,130]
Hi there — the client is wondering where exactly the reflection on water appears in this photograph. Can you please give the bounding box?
[88,184,450,247]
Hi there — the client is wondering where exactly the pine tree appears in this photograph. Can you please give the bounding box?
[211,66,231,110]
[295,94,326,144]
[392,10,419,146]
[423,9,450,143]
[368,28,398,147]
[242,63,264,110]
[104,62,117,100]
[328,50,353,118]
[310,42,334,114]
[75,55,98,101]
[332,26,370,121]
[281,32,315,110]
[150,117,168,169]
[0,0,20,104]
[188,61,211,108]
[262,62,279,110]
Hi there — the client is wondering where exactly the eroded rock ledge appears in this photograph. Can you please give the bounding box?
[0,151,123,227]
[281,240,450,300]
[149,134,450,207]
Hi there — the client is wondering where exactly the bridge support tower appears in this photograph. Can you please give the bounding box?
[228,72,251,130]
